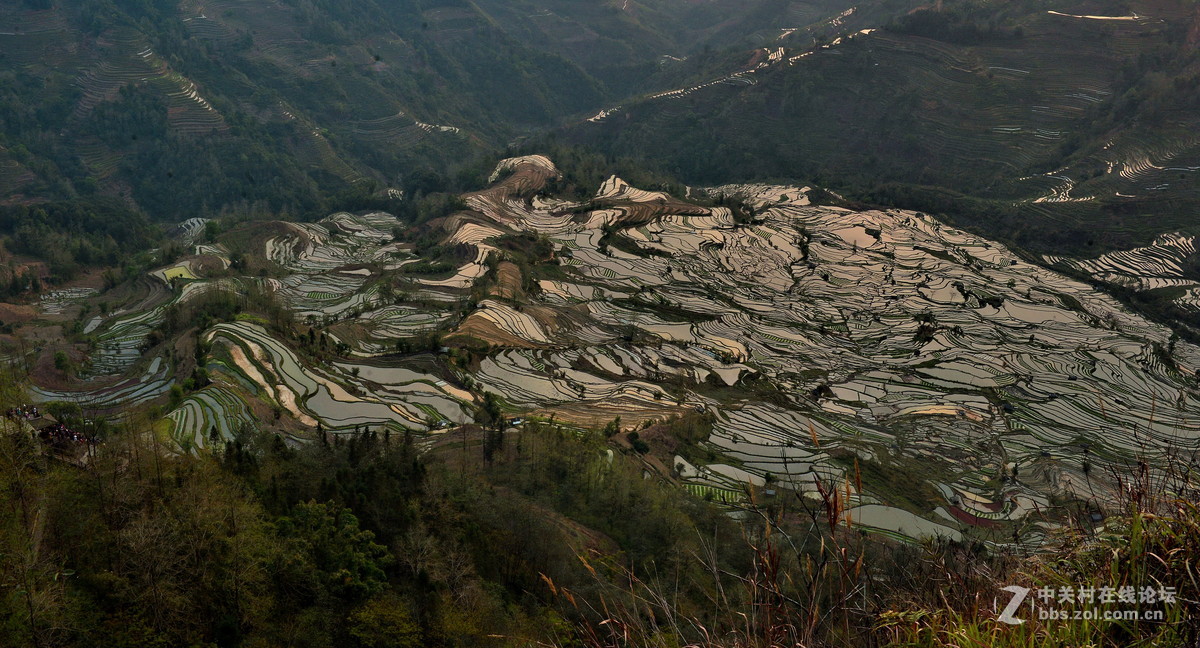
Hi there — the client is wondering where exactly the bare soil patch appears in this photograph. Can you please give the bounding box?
[446,312,545,348]
[491,261,523,300]
[0,302,37,324]
[531,398,686,430]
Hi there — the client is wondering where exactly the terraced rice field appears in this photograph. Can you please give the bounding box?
[206,317,471,434]
[0,151,36,195]
[166,384,254,450]
[1044,233,1200,309]
[32,356,172,413]
[180,12,240,44]
[431,157,1200,542]
[28,155,1200,543]
[40,287,98,316]
[19,202,534,442]
[0,8,74,67]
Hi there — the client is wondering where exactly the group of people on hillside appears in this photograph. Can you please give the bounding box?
[6,404,40,420]
[6,404,92,446]
[39,422,90,445]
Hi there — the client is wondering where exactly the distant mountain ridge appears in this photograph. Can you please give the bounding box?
[0,0,864,221]
[8,0,1200,268]
[555,0,1200,257]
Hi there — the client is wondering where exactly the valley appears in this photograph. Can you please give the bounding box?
[5,2,1200,641]
[16,155,1200,547]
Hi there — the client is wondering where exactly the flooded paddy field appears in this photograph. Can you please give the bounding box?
[18,155,1200,544]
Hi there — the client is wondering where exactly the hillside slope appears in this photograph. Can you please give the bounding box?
[15,155,1200,548]
[0,0,876,221]
[558,0,1200,256]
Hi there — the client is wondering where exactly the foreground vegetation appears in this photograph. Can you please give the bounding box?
[1,394,1196,647]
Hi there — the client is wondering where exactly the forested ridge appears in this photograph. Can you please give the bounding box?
[0,0,839,224]
[555,0,1200,256]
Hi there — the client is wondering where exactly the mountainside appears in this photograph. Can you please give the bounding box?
[11,0,1200,266]
[557,0,1200,256]
[9,0,1200,265]
[10,3,1200,646]
[0,0,875,221]
[15,155,1200,547]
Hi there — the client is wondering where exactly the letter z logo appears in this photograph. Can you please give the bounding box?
[998,585,1030,625]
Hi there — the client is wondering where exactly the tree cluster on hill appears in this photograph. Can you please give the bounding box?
[0,198,159,281]
[0,0,623,223]
[0,399,763,648]
[884,0,1025,44]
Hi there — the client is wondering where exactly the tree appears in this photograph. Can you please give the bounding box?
[0,431,73,648]
[276,501,390,604]
[348,594,422,648]
[203,220,222,243]
[476,392,505,462]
